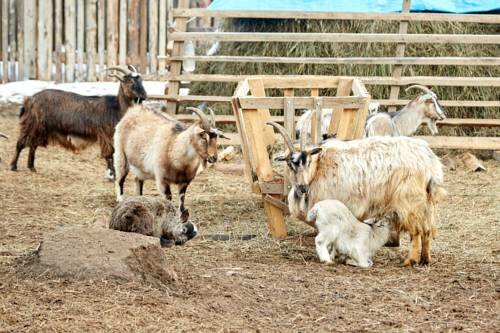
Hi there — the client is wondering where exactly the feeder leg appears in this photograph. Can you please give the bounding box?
[263,195,287,239]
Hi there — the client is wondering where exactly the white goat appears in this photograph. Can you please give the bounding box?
[268,111,446,266]
[109,196,197,247]
[114,106,227,213]
[307,200,391,268]
[296,102,380,140]
[365,85,446,137]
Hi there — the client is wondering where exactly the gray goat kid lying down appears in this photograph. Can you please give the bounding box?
[307,200,391,268]
[109,196,197,247]
[365,85,446,137]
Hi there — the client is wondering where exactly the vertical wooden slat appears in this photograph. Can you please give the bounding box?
[65,0,76,82]
[128,0,140,68]
[86,0,97,81]
[247,78,276,146]
[76,0,85,81]
[54,0,63,82]
[107,0,119,68]
[388,0,411,112]
[16,0,23,81]
[37,0,52,80]
[283,91,295,197]
[97,0,105,80]
[328,79,353,136]
[312,98,323,145]
[158,0,167,77]
[23,0,35,79]
[310,88,319,143]
[1,0,8,82]
[139,0,147,73]
[149,0,158,77]
[118,0,127,66]
[165,0,189,114]
[8,0,16,80]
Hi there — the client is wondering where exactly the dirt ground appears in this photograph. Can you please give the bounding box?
[0,104,498,332]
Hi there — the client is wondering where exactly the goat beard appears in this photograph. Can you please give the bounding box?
[287,187,309,219]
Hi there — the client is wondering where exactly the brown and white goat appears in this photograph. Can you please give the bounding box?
[10,66,147,179]
[365,85,446,137]
[114,106,227,213]
[268,111,446,266]
[109,196,197,247]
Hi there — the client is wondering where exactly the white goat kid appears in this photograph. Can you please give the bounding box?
[365,85,446,137]
[307,200,391,267]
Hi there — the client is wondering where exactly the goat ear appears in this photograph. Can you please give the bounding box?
[193,126,205,135]
[308,147,322,156]
[180,209,189,223]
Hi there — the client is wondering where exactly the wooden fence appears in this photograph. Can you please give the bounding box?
[0,0,183,83]
[159,1,500,150]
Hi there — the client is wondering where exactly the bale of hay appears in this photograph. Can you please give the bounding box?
[26,226,177,286]
[191,18,499,137]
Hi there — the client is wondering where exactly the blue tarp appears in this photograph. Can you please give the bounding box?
[208,0,499,14]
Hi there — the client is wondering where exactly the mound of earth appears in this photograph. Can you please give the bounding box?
[26,226,177,285]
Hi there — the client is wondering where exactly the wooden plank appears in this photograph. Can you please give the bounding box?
[139,0,147,73]
[8,0,15,80]
[76,0,85,80]
[128,0,140,68]
[158,0,167,77]
[118,0,127,66]
[148,0,159,76]
[416,136,500,150]
[167,74,500,87]
[165,55,500,66]
[106,0,119,68]
[86,0,97,81]
[239,96,366,110]
[388,0,411,112]
[331,79,355,139]
[1,0,7,82]
[65,0,76,82]
[283,93,295,196]
[16,0,23,81]
[54,0,63,82]
[23,0,36,79]
[149,94,233,102]
[37,0,52,80]
[169,32,500,45]
[165,0,189,114]
[172,9,500,24]
[97,0,105,80]
[247,78,275,146]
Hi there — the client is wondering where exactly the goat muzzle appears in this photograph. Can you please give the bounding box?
[207,155,217,164]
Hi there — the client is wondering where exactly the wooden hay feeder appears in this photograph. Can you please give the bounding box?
[231,76,371,238]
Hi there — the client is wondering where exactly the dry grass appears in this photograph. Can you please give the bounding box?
[0,104,499,332]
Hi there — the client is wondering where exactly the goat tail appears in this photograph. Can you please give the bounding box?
[19,97,32,118]
[427,178,447,205]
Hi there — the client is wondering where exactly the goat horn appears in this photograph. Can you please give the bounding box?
[0,133,8,139]
[207,107,216,127]
[405,85,433,95]
[266,121,295,154]
[299,110,315,151]
[186,107,211,130]
[105,66,132,76]
[127,64,138,73]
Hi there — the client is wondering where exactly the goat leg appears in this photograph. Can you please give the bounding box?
[178,183,189,213]
[10,140,26,171]
[135,178,144,196]
[104,156,115,181]
[27,146,37,172]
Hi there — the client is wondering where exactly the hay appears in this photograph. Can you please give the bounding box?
[191,19,499,137]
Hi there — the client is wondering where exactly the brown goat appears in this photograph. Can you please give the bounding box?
[10,66,147,178]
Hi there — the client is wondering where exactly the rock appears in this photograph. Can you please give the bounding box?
[29,226,177,285]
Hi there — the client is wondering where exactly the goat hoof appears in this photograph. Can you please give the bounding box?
[420,256,432,266]
[10,165,17,171]
[29,167,37,173]
[403,258,420,267]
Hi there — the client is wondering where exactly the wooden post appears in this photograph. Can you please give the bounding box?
[8,0,16,81]
[16,0,23,81]
[23,0,36,80]
[165,0,189,115]
[65,0,76,82]
[1,0,7,82]
[128,0,140,68]
[97,0,105,80]
[388,0,411,112]
[283,90,295,197]
[248,78,276,147]
[118,0,127,66]
[158,0,167,77]
[107,0,119,68]
[37,0,52,81]
[149,0,159,77]
[76,0,85,81]
[328,79,353,137]
[54,0,63,82]
[86,0,97,81]
[139,0,147,73]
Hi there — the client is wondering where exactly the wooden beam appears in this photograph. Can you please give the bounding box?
[247,78,275,147]
[164,55,500,66]
[238,96,366,110]
[169,32,500,44]
[172,9,500,24]
[416,136,500,150]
